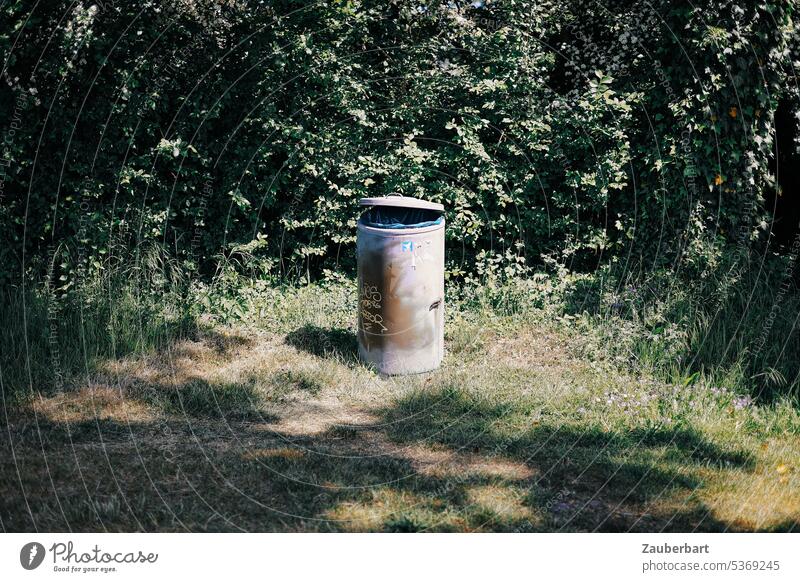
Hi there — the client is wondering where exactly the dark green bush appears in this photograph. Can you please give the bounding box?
[1,0,797,285]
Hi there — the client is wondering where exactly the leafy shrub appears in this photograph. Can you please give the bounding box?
[0,0,797,286]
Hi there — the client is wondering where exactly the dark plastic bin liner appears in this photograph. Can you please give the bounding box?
[361,206,443,229]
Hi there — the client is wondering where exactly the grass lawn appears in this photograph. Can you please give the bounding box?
[2,284,798,532]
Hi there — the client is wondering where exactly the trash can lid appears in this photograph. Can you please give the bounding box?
[359,194,444,212]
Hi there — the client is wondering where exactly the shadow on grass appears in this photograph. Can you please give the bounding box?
[0,288,199,402]
[375,385,762,532]
[285,324,359,366]
[3,381,785,533]
[131,376,275,422]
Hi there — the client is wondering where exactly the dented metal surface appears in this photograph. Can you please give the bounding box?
[356,206,445,375]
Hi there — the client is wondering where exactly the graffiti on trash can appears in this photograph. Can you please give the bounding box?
[360,284,388,333]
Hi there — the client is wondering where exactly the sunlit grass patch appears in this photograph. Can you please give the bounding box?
[32,384,155,423]
[325,490,443,532]
[702,470,800,531]
[324,488,490,533]
[465,484,539,524]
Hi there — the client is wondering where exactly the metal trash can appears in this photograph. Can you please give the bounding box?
[357,195,445,375]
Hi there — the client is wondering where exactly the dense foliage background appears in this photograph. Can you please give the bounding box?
[2,0,797,281]
[2,0,800,398]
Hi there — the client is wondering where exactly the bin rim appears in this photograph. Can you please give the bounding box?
[359,194,444,212]
[357,217,445,236]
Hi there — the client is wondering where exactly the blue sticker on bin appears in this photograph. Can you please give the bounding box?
[401,241,413,252]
